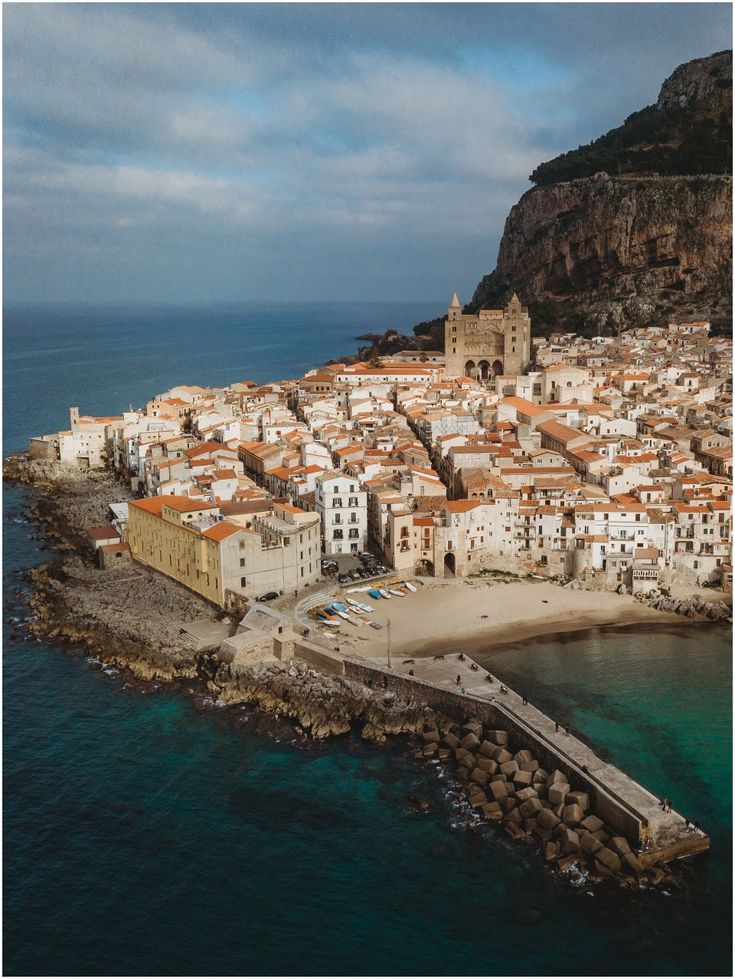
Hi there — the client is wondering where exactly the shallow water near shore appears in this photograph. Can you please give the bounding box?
[3,304,733,975]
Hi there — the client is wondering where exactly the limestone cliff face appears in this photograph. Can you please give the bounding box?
[469,51,732,333]
[470,173,732,331]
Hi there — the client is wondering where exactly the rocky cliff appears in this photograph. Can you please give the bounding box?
[468,51,732,335]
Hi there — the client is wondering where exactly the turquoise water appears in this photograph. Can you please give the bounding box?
[3,305,733,975]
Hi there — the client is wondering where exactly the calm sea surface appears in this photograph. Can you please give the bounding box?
[3,304,733,976]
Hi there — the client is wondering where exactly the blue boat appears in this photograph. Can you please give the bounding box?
[369,588,383,599]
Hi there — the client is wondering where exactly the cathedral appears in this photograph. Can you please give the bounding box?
[444,292,531,380]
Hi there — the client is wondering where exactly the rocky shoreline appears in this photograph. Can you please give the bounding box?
[2,455,707,890]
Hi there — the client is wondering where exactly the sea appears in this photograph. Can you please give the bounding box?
[3,303,732,977]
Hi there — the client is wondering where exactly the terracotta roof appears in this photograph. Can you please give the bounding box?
[201,522,242,542]
[86,525,119,540]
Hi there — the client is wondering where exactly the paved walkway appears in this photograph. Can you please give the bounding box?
[391,652,707,852]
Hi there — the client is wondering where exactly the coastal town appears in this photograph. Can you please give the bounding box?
[27,294,733,609]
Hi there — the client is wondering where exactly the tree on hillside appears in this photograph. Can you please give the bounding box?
[366,348,383,368]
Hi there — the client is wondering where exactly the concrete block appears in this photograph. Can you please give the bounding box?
[468,790,488,808]
[504,822,523,840]
[579,831,602,855]
[487,780,508,801]
[544,841,559,861]
[463,720,483,736]
[478,740,496,758]
[422,729,440,744]
[556,827,580,855]
[622,851,644,876]
[523,818,538,835]
[520,759,539,773]
[443,732,460,750]
[513,769,533,788]
[456,766,469,781]
[547,783,570,806]
[532,768,549,785]
[470,768,489,787]
[499,760,519,778]
[566,790,589,811]
[595,846,622,873]
[591,829,610,844]
[609,836,631,857]
[481,802,503,822]
[485,730,508,746]
[460,733,481,751]
[515,786,538,803]
[561,803,584,826]
[422,744,437,757]
[503,806,522,825]
[546,769,567,787]
[514,749,533,765]
[499,796,516,813]
[519,796,543,819]
[580,814,604,833]
[454,747,471,761]
[475,757,497,774]
[536,807,561,831]
[494,747,512,765]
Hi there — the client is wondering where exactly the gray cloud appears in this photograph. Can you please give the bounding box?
[3,2,731,303]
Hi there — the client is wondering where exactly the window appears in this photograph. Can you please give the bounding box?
[240,558,246,567]
[334,513,341,524]
[333,529,343,540]
[348,497,358,507]
[284,538,290,546]
[334,497,343,507]
[348,528,359,539]
[240,576,247,587]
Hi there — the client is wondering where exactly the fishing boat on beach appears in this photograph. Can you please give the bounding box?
[378,589,392,599]
[389,588,406,597]
[404,581,418,593]
[369,589,383,600]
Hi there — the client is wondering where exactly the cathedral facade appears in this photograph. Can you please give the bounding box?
[444,292,531,380]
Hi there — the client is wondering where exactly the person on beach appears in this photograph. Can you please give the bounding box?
[456,674,461,685]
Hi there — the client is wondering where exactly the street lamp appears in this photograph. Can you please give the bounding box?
[387,617,392,669]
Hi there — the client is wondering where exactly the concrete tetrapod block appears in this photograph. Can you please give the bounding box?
[478,740,496,758]
[609,836,632,857]
[566,790,590,811]
[556,826,580,855]
[438,748,452,761]
[470,768,489,787]
[460,733,481,751]
[515,786,539,803]
[499,760,519,778]
[443,732,460,750]
[533,768,549,785]
[561,803,584,826]
[580,814,604,833]
[486,779,508,802]
[520,759,539,773]
[544,841,559,861]
[463,720,483,736]
[591,829,610,844]
[481,802,503,822]
[475,757,497,774]
[468,790,488,808]
[595,846,622,874]
[454,747,471,762]
[503,806,523,826]
[536,807,562,831]
[523,818,538,836]
[519,796,543,819]
[499,796,516,814]
[514,748,533,765]
[494,747,513,765]
[505,822,524,841]
[547,783,570,806]
[579,831,602,855]
[513,769,533,788]
[422,744,438,757]
[485,730,509,746]
[546,769,567,787]
[456,766,470,781]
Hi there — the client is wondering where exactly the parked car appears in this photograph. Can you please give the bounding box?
[337,573,350,585]
[256,591,279,602]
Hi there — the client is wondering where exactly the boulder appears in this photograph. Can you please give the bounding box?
[622,851,644,876]
[561,803,584,826]
[513,769,533,788]
[556,827,580,855]
[485,730,508,746]
[547,783,570,806]
[460,732,481,751]
[544,841,559,862]
[536,807,561,831]
[609,836,632,857]
[499,760,519,778]
[566,791,590,811]
[579,831,603,855]
[580,814,604,834]
[494,747,513,765]
[486,780,508,801]
[515,786,538,803]
[443,732,460,749]
[520,796,543,819]
[470,767,489,787]
[595,846,622,873]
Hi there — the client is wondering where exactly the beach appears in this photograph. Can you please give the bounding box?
[328,577,692,660]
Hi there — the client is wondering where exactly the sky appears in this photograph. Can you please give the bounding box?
[3,2,732,305]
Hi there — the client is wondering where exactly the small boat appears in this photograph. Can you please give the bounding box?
[358,602,374,613]
[403,581,418,593]
[389,588,406,597]
[369,621,383,630]
[379,589,392,599]
[330,602,348,612]
[369,589,383,599]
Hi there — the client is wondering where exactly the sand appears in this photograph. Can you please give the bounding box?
[337,577,689,660]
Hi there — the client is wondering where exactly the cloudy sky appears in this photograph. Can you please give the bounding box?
[4,2,731,305]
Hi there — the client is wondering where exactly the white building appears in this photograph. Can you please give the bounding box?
[315,472,368,555]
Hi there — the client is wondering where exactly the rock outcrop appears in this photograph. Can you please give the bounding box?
[468,51,732,334]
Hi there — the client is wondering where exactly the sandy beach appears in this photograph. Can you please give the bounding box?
[333,577,693,660]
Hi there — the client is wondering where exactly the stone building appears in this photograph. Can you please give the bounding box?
[444,293,531,381]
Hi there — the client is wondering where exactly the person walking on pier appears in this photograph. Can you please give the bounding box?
[693,820,701,832]
[522,695,528,705]
[555,722,559,732]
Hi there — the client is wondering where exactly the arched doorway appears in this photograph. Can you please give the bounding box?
[492,359,504,377]
[464,360,476,378]
[478,359,490,380]
[444,552,456,576]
